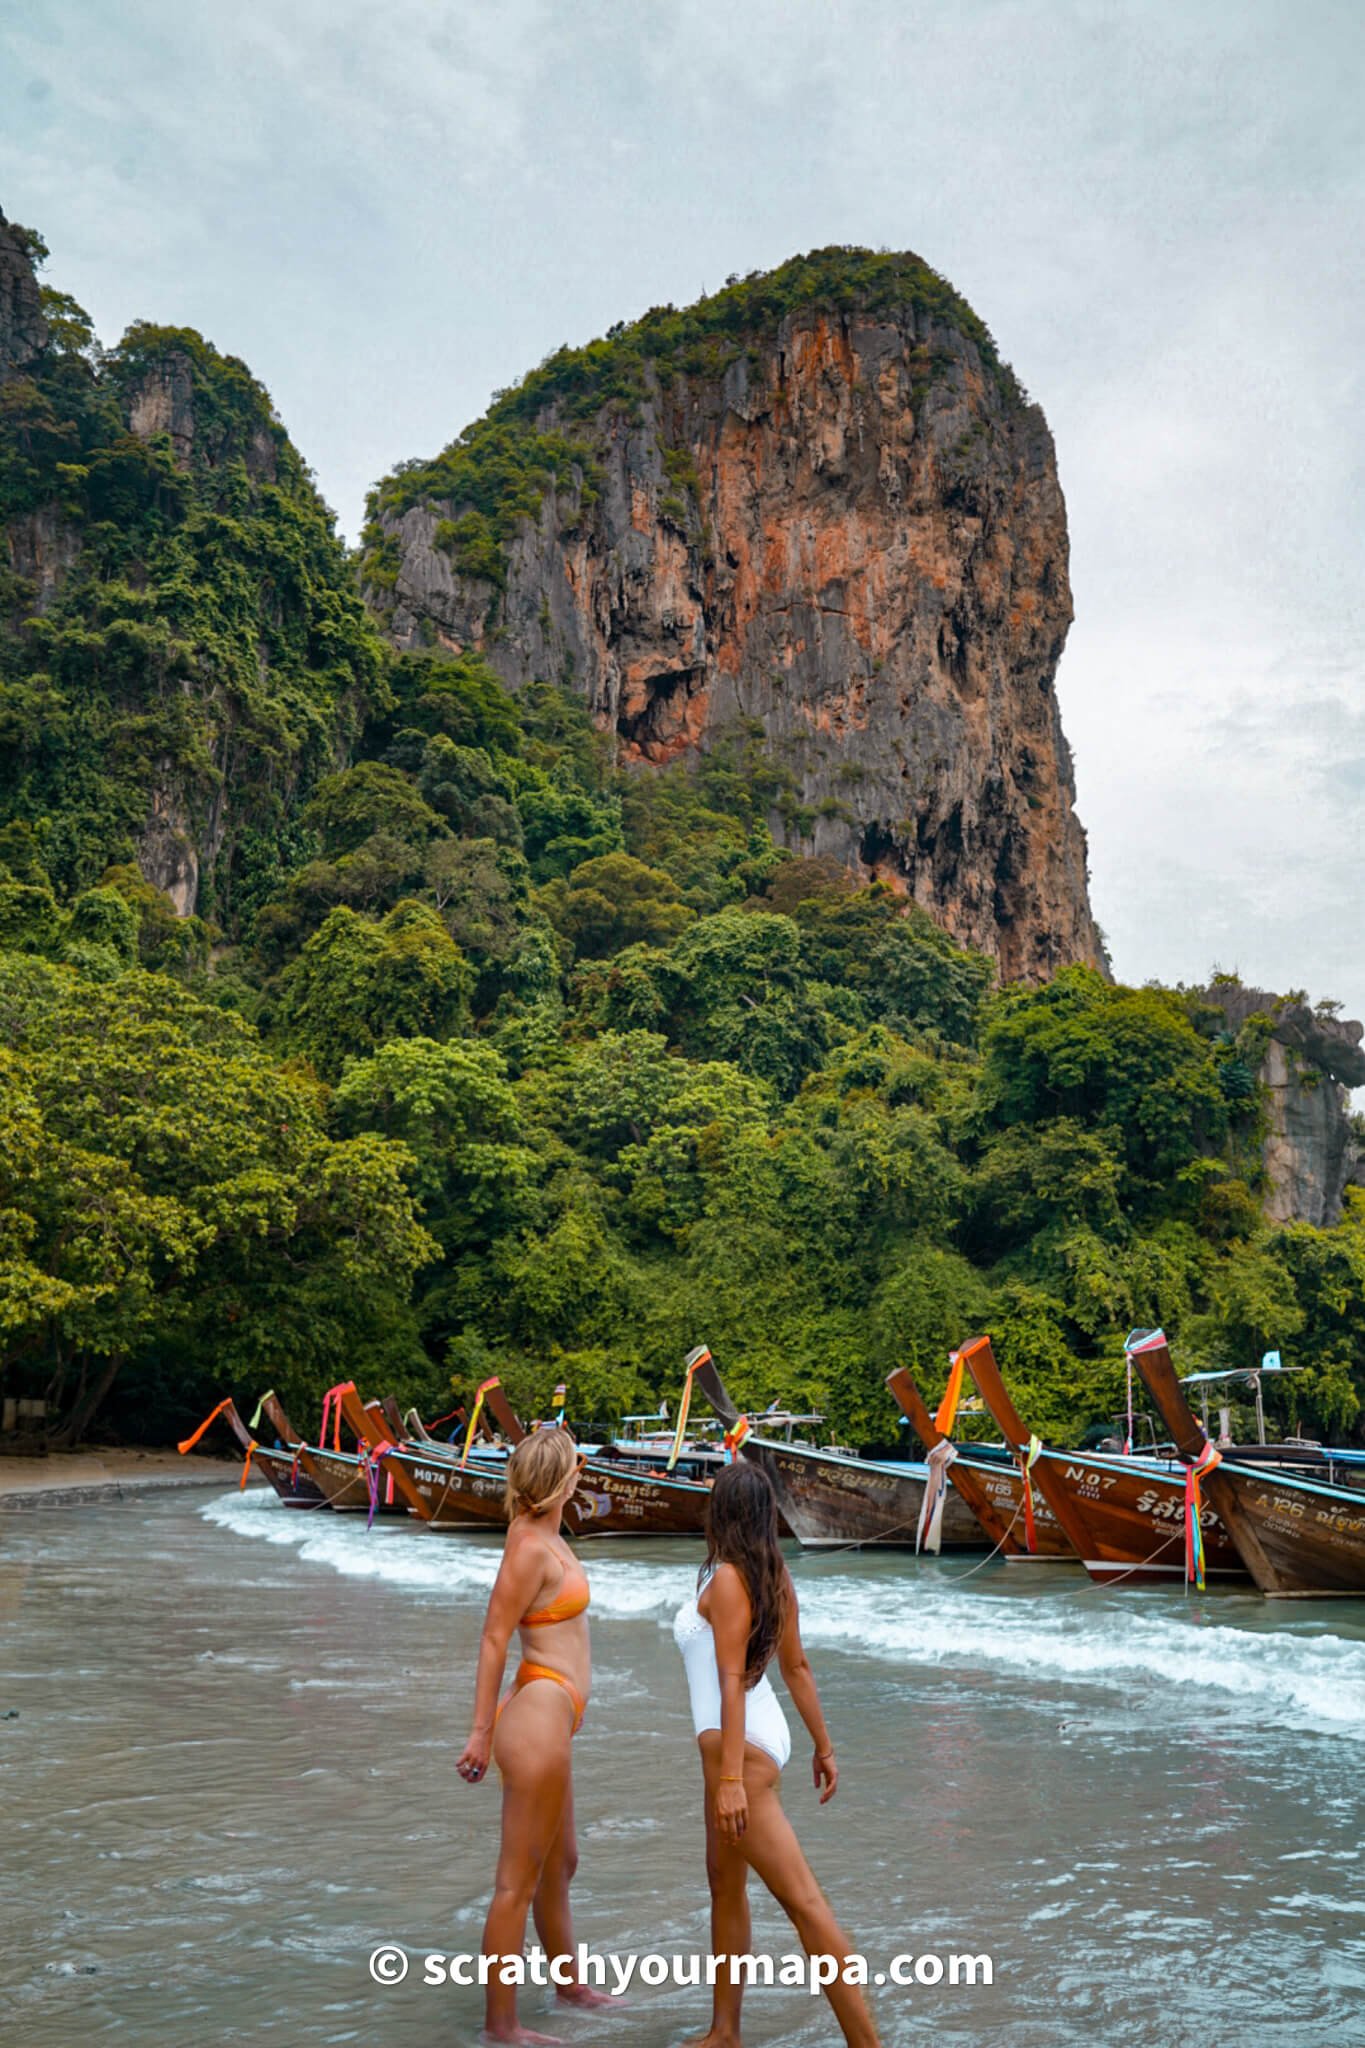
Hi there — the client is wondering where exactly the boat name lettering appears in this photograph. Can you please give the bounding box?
[1063,1465,1118,1497]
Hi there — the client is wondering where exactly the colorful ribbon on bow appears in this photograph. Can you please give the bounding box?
[238,1441,257,1489]
[318,1381,355,1454]
[916,1439,959,1554]
[667,1354,703,1471]
[362,1439,397,1527]
[723,1415,751,1462]
[460,1378,501,1467]
[934,1352,966,1435]
[1017,1434,1043,1554]
[177,1397,235,1455]
[552,1383,567,1418]
[1184,1439,1222,1591]
[247,1389,274,1433]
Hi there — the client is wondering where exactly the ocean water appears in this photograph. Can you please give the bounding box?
[1,1487,1363,2046]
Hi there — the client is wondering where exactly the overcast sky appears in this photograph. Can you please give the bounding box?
[3,1,1362,1023]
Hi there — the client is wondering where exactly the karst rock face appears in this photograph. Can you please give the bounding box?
[373,256,1105,980]
[0,209,48,378]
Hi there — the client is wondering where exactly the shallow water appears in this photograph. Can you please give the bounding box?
[2,1489,1364,2045]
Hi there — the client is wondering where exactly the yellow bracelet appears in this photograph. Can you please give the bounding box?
[720,1774,744,1782]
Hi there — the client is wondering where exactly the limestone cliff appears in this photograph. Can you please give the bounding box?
[0,208,48,378]
[1200,985,1365,1226]
[366,250,1104,980]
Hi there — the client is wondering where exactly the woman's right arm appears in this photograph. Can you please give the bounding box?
[456,1532,541,1784]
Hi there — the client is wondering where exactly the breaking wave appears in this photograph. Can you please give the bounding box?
[203,1488,1365,1742]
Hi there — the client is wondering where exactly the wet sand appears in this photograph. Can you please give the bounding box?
[0,1449,244,1510]
[2,1488,1364,2045]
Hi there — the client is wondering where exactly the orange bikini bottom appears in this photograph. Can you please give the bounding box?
[498,1659,586,1737]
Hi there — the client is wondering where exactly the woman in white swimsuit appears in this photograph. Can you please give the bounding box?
[674,1459,881,2048]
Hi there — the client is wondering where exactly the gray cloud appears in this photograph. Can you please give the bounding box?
[2,0,1361,1020]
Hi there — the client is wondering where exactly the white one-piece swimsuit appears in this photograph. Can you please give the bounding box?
[673,1570,792,1770]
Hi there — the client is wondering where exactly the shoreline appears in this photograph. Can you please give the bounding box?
[0,1447,253,1511]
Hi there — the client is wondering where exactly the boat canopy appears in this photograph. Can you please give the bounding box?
[1179,1365,1306,1385]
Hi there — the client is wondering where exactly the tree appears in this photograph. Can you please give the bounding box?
[334,1036,538,1229]
[274,900,474,1076]
[0,957,433,1442]
[538,852,693,957]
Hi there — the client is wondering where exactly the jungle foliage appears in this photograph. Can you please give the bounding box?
[3,222,1362,1453]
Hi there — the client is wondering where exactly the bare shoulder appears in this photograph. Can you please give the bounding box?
[698,1557,748,1618]
[501,1514,546,1576]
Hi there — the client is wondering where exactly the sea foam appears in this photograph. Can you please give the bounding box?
[202,1489,1365,1742]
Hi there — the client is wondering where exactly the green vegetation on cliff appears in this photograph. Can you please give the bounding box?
[3,217,1363,1453]
[362,245,1020,593]
[0,262,385,924]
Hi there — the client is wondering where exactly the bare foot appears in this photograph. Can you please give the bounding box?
[555,1983,625,2010]
[677,2034,742,2048]
[480,2029,565,2045]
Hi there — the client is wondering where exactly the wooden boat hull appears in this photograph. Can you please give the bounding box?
[387,1449,508,1528]
[1214,1467,1365,1597]
[741,1439,988,1550]
[568,1461,710,1537]
[954,1334,1249,1585]
[375,1444,712,1538]
[299,1446,406,1515]
[255,1392,406,1518]
[1029,1450,1247,1584]
[250,1444,325,1509]
[1131,1331,1365,1597]
[883,1364,1075,1559]
[183,1397,323,1508]
[951,1453,1076,1560]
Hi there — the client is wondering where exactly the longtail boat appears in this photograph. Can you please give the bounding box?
[176,1396,324,1509]
[1130,1329,1365,1598]
[958,1334,1248,1586]
[335,1382,712,1537]
[1174,1364,1365,1492]
[686,1344,989,1551]
[320,1382,501,1527]
[256,1391,400,1516]
[885,1365,1076,1561]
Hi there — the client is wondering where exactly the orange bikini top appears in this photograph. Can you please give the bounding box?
[523,1561,591,1628]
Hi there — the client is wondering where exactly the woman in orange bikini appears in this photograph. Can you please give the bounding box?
[457,1428,609,2044]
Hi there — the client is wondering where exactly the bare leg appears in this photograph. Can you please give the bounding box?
[699,1734,880,2048]
[531,1778,617,2012]
[686,1776,751,2047]
[481,1685,574,2044]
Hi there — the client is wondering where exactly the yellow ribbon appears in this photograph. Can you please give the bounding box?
[667,1360,700,1472]
[460,1377,500,1467]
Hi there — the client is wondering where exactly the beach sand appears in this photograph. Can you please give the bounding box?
[0,1447,249,1508]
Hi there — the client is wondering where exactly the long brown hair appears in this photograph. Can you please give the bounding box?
[702,1459,788,1688]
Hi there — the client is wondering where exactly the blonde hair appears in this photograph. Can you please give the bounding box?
[504,1426,577,1520]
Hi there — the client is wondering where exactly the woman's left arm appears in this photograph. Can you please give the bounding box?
[776,1575,838,1803]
